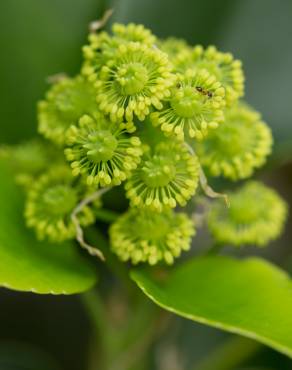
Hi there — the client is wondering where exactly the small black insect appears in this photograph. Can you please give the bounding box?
[196,86,213,98]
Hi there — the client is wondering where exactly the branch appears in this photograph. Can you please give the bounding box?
[89,9,114,33]
[184,143,229,207]
[199,167,230,207]
[71,187,111,261]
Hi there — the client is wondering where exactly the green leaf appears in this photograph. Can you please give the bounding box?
[0,162,97,294]
[131,256,292,357]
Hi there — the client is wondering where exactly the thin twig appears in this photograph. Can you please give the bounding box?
[199,167,230,207]
[89,9,114,33]
[46,72,68,84]
[71,187,111,261]
[185,143,229,207]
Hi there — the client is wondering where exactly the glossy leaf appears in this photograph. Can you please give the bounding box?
[0,163,97,294]
[131,256,292,357]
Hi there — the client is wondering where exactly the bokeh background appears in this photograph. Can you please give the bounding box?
[0,1,291,369]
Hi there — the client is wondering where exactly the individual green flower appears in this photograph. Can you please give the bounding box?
[94,42,174,122]
[64,113,143,187]
[196,103,273,180]
[38,76,98,145]
[110,208,195,265]
[25,166,96,242]
[173,45,244,105]
[0,140,55,187]
[208,181,288,247]
[82,24,156,80]
[125,141,200,211]
[151,68,225,140]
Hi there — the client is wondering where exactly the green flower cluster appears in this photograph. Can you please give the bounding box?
[0,140,54,188]
[208,182,288,247]
[196,103,273,180]
[25,166,98,242]
[110,208,195,265]
[38,76,98,145]
[2,22,287,264]
[64,113,142,187]
[125,140,200,211]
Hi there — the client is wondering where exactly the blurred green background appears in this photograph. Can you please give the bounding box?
[0,1,291,369]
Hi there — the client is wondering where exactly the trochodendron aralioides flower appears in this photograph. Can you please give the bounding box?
[2,21,288,266]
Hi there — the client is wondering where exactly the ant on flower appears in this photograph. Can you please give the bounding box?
[196,86,213,98]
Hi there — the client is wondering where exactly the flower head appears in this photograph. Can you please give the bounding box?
[173,45,244,105]
[82,23,156,80]
[208,181,288,247]
[0,140,56,187]
[125,140,200,211]
[38,76,98,145]
[82,31,114,79]
[64,113,143,187]
[196,103,273,180]
[110,208,195,265]
[94,42,174,122]
[151,69,225,140]
[25,166,97,242]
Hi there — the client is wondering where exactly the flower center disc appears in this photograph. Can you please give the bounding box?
[116,62,149,95]
[229,195,259,224]
[43,185,77,215]
[142,156,176,187]
[84,130,118,163]
[171,86,203,118]
[135,213,170,240]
